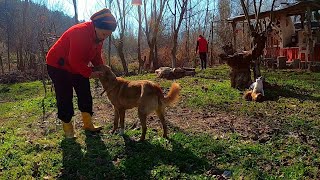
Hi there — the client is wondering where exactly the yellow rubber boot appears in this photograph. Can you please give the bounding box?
[62,122,76,138]
[81,112,102,132]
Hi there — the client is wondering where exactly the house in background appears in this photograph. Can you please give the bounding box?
[228,1,320,65]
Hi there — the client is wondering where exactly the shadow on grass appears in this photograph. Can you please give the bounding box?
[60,132,118,179]
[120,134,213,179]
[265,83,320,102]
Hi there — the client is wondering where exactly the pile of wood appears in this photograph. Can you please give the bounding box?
[155,67,196,80]
[0,70,46,84]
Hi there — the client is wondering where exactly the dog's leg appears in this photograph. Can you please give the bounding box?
[119,108,125,135]
[110,108,119,134]
[138,111,147,141]
[156,108,168,139]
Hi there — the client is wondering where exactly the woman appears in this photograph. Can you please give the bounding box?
[46,8,117,138]
[195,35,208,70]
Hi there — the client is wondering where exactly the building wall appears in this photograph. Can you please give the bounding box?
[278,16,295,48]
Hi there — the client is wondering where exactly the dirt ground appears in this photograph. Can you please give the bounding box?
[30,87,276,143]
[69,92,276,143]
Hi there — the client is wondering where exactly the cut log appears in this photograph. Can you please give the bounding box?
[155,67,195,80]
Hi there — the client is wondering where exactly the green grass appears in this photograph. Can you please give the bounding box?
[0,65,319,179]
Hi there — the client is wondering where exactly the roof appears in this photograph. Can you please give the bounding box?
[228,1,320,23]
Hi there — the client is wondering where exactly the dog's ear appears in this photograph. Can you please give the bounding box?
[93,65,112,73]
[92,66,100,71]
[98,65,117,81]
[93,65,106,72]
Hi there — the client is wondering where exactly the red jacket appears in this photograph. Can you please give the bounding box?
[196,37,208,53]
[46,22,104,78]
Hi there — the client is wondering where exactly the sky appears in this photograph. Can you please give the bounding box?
[37,0,107,21]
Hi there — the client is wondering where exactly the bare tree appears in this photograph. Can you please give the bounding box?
[16,0,29,72]
[217,0,232,46]
[143,0,168,70]
[106,0,113,66]
[72,0,79,24]
[0,43,4,74]
[114,0,129,74]
[219,0,275,89]
[168,0,188,68]
[4,0,11,72]
[137,5,143,73]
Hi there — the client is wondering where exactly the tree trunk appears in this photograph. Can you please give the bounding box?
[137,5,143,73]
[154,40,158,70]
[147,44,155,71]
[224,53,252,89]
[18,46,24,71]
[185,3,190,67]
[20,0,29,72]
[114,0,128,74]
[230,68,251,89]
[253,57,261,80]
[143,0,167,71]
[170,0,188,68]
[171,31,178,68]
[210,20,214,64]
[72,0,79,24]
[116,38,128,74]
[0,53,4,74]
[5,0,11,72]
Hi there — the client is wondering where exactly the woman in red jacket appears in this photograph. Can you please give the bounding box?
[46,8,117,138]
[196,35,208,70]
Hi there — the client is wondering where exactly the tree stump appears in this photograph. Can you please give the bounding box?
[155,67,195,80]
[220,52,252,89]
[277,56,287,69]
[220,32,267,90]
[230,68,251,89]
[292,59,300,69]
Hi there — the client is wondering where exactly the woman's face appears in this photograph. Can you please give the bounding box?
[95,28,112,42]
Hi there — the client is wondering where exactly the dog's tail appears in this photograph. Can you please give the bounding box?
[163,82,181,106]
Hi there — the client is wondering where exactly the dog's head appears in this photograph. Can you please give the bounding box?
[255,76,264,85]
[94,65,117,84]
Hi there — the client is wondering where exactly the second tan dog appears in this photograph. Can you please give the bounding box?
[96,65,181,141]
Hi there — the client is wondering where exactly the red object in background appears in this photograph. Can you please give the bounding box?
[265,44,320,62]
[314,43,320,61]
[265,47,280,58]
[300,53,305,61]
[281,47,299,61]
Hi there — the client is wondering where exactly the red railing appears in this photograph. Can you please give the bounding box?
[281,47,299,62]
[265,47,280,58]
[265,45,320,62]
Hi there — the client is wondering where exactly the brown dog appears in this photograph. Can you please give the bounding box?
[96,65,181,141]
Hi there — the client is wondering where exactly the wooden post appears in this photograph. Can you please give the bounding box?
[0,53,3,74]
[242,21,245,50]
[306,6,313,70]
[137,5,142,74]
[232,22,237,50]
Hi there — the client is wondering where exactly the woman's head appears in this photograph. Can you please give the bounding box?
[91,8,117,42]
